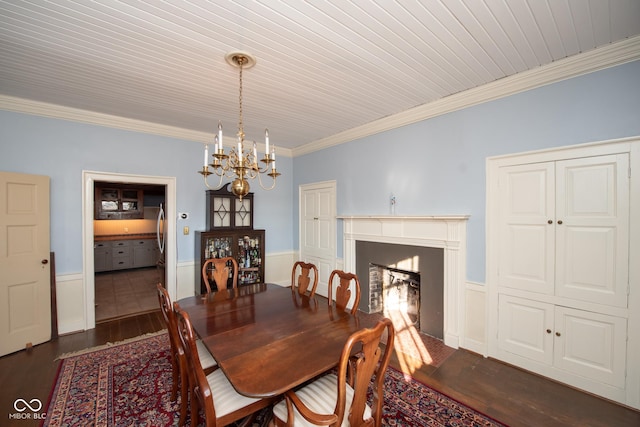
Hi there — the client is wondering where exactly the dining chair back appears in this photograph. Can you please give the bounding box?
[174,303,273,426]
[157,284,218,426]
[272,317,395,427]
[291,261,319,298]
[202,256,238,293]
[328,269,361,315]
[156,283,181,401]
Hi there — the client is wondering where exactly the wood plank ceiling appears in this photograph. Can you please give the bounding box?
[1,1,639,153]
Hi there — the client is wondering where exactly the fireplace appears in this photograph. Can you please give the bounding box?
[357,240,443,338]
[370,263,420,328]
[339,215,468,348]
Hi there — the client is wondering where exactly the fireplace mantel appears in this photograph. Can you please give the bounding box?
[339,215,469,348]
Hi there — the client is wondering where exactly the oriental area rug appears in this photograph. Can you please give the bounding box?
[43,331,506,427]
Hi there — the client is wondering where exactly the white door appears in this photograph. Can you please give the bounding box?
[497,162,555,294]
[0,171,51,356]
[300,181,336,296]
[555,155,629,307]
[554,306,626,387]
[498,294,554,365]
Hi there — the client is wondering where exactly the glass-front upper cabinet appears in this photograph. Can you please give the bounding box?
[206,188,253,229]
[95,185,143,219]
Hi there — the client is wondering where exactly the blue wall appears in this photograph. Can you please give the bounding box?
[1,60,639,281]
[0,115,293,274]
[293,60,640,283]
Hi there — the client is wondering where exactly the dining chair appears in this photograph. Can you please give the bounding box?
[291,261,319,298]
[202,256,239,293]
[272,317,395,427]
[328,270,362,315]
[173,303,274,427]
[156,284,217,426]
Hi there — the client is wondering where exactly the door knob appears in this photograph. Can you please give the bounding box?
[41,259,48,264]
[546,329,552,334]
[555,332,561,337]
[557,220,563,225]
[547,220,553,224]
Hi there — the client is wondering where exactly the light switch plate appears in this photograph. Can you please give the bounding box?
[183,226,189,235]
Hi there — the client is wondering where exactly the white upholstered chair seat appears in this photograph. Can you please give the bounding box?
[272,373,372,427]
[206,368,262,418]
[196,338,217,369]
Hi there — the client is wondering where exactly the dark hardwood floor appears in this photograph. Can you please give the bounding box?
[1,311,638,427]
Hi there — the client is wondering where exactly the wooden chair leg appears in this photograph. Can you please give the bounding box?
[179,372,188,426]
[170,357,179,401]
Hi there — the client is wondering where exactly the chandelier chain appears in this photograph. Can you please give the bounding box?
[237,56,245,141]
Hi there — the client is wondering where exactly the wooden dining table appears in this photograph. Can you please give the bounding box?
[176,283,380,398]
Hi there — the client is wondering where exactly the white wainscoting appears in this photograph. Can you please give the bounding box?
[463,281,487,355]
[55,273,86,335]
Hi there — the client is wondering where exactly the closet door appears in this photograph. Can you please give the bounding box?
[300,181,336,297]
[555,155,629,307]
[554,306,626,387]
[497,163,555,294]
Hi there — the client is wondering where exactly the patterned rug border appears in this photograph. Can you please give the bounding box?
[55,329,168,360]
[385,365,507,427]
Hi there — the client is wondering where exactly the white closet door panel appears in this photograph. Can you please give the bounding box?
[301,190,318,254]
[554,306,626,388]
[498,295,554,365]
[555,155,629,307]
[498,164,554,294]
[316,187,335,258]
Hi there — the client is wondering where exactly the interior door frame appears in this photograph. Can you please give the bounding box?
[82,170,177,330]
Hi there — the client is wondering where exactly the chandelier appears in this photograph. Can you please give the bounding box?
[199,51,280,199]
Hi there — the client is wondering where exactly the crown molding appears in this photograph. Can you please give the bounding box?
[292,35,640,157]
[0,95,294,158]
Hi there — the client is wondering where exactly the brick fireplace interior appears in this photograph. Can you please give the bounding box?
[355,240,444,339]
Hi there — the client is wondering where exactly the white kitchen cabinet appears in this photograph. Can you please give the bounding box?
[498,294,626,388]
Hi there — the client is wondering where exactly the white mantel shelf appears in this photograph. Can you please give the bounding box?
[340,214,469,349]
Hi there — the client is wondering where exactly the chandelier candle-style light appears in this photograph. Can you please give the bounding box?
[199,51,280,199]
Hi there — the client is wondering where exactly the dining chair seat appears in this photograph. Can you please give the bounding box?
[196,339,217,370]
[272,373,371,427]
[206,368,263,418]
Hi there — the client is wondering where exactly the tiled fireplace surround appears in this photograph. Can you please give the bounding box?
[340,215,468,349]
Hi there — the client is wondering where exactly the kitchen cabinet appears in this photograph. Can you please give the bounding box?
[195,229,265,294]
[111,240,133,270]
[95,185,143,219]
[94,242,112,272]
[94,238,158,272]
[132,239,155,268]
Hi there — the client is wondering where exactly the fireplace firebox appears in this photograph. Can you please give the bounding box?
[370,263,420,329]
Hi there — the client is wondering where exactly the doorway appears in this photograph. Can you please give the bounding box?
[82,171,177,330]
[93,182,166,322]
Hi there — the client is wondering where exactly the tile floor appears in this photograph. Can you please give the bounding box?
[95,267,163,323]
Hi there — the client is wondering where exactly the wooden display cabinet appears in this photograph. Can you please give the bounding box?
[94,185,143,219]
[206,189,254,229]
[195,229,265,294]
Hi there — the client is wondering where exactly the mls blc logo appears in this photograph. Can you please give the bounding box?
[9,398,46,420]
